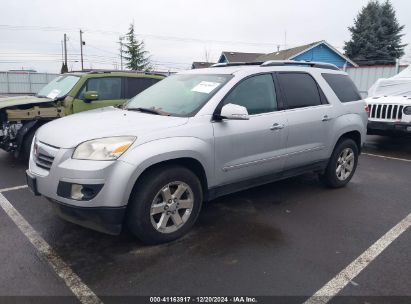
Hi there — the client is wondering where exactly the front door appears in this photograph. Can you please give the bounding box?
[213,73,288,186]
[73,77,126,113]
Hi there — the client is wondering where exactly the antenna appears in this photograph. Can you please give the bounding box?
[284,30,287,50]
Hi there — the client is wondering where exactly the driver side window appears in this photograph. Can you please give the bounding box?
[224,74,278,115]
[78,77,122,100]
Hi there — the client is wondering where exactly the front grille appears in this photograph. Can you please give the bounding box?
[368,104,403,121]
[35,153,55,170]
[34,141,59,170]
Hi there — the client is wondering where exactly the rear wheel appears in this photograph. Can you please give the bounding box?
[320,138,359,188]
[127,165,203,244]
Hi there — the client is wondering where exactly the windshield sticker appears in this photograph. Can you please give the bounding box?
[191,81,221,94]
[46,89,61,99]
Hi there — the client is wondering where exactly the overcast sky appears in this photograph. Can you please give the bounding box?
[1,0,410,72]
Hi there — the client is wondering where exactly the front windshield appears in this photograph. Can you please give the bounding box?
[37,75,80,99]
[125,74,232,116]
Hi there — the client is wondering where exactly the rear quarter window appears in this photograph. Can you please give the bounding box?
[322,73,362,103]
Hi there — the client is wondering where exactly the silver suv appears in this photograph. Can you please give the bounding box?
[26,61,368,244]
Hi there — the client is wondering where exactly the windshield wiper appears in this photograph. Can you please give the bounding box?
[126,107,170,116]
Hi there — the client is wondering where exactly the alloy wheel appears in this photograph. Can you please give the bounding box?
[150,181,194,234]
[336,148,355,181]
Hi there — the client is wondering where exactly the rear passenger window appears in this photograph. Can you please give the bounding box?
[277,73,322,109]
[322,73,362,102]
[224,74,277,115]
[125,77,161,99]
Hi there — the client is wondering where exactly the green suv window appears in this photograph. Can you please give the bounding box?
[37,75,80,99]
[79,77,122,100]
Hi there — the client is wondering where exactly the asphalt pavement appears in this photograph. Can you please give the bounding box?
[0,135,410,303]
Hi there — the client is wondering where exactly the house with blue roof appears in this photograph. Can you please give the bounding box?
[217,40,358,68]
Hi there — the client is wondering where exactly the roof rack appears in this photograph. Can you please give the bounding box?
[211,62,263,67]
[260,60,340,70]
[69,69,167,77]
[210,60,340,71]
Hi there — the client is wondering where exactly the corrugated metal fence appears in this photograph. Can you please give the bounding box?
[0,71,59,95]
[0,68,409,98]
[346,65,408,97]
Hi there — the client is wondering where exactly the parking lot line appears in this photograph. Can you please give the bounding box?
[0,185,28,193]
[0,192,103,304]
[362,153,411,163]
[304,212,411,304]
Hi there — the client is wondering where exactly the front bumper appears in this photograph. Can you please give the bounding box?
[49,198,126,235]
[28,143,138,208]
[27,141,140,234]
[367,121,411,136]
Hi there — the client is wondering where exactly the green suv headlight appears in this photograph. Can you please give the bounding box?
[72,136,136,160]
[403,106,411,115]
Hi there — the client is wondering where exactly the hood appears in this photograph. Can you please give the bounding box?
[36,106,189,148]
[368,76,411,97]
[365,96,411,106]
[0,95,52,109]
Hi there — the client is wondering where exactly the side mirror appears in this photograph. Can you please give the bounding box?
[219,103,249,120]
[84,91,99,102]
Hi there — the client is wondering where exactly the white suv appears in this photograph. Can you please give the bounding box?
[26,61,368,244]
[366,66,411,135]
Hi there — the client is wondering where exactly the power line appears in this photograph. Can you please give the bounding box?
[0,24,280,47]
[87,45,119,56]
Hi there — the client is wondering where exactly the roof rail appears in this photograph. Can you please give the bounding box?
[70,69,167,77]
[260,60,340,70]
[211,62,263,67]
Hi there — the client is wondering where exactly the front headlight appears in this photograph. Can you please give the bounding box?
[72,136,136,160]
[403,106,411,115]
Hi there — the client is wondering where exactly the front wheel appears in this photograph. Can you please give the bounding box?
[320,138,359,188]
[18,130,36,162]
[127,165,203,244]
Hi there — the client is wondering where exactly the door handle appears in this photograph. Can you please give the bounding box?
[270,123,285,131]
[322,115,332,122]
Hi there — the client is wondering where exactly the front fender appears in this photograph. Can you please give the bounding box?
[119,136,214,204]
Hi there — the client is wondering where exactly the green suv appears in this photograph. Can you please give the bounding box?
[0,71,164,159]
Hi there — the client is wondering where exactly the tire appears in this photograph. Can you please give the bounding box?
[18,130,35,162]
[320,138,359,188]
[127,165,203,245]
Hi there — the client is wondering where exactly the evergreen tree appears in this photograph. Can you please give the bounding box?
[123,23,151,71]
[380,1,406,60]
[344,0,406,65]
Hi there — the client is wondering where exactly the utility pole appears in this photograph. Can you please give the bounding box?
[79,30,85,71]
[119,36,124,70]
[63,33,68,66]
[61,40,64,63]
[395,58,400,74]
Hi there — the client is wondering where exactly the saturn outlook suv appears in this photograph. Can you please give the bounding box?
[26,61,368,244]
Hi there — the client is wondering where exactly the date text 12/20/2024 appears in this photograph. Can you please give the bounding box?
[150,297,258,303]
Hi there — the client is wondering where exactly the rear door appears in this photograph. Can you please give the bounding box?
[73,77,125,113]
[276,72,334,168]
